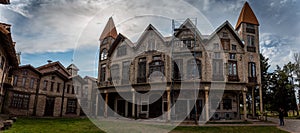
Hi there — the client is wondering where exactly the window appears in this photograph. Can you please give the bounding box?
[57,83,61,92]
[223,99,232,110]
[214,52,221,59]
[213,59,224,81]
[22,70,28,75]
[229,53,236,60]
[43,80,48,90]
[117,45,127,56]
[13,75,18,86]
[76,86,80,95]
[248,62,256,77]
[228,61,238,76]
[148,38,156,51]
[221,39,230,50]
[246,24,255,34]
[247,35,255,47]
[213,43,219,50]
[51,76,55,80]
[137,58,147,83]
[72,86,75,94]
[210,99,220,109]
[102,38,108,45]
[183,39,194,49]
[173,59,183,80]
[50,82,54,91]
[222,32,228,38]
[122,61,130,84]
[111,64,120,81]
[22,77,26,87]
[231,44,237,51]
[29,78,35,89]
[149,58,164,77]
[100,49,107,60]
[67,85,70,93]
[11,93,30,109]
[66,99,77,114]
[100,64,106,82]
[187,59,201,79]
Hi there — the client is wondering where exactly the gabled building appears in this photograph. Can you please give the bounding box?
[96,2,262,121]
[3,61,88,117]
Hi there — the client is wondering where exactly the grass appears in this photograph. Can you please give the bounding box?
[3,117,288,133]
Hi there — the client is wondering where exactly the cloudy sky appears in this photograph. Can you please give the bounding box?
[0,0,299,77]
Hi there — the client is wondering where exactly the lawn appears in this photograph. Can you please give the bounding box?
[3,118,288,133]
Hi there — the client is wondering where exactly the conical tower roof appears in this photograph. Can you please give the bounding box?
[235,2,259,29]
[99,17,118,41]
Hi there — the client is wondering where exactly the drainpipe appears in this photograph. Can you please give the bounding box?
[60,81,66,117]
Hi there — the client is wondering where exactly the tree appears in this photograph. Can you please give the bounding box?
[260,54,271,111]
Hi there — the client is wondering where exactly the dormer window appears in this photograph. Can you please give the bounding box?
[147,38,156,51]
[213,43,219,50]
[229,53,236,60]
[102,38,108,45]
[182,38,194,49]
[231,44,237,51]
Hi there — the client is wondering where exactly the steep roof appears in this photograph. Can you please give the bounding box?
[67,63,79,71]
[0,24,18,67]
[99,17,118,41]
[19,65,41,75]
[0,0,10,4]
[235,2,259,29]
[36,61,71,77]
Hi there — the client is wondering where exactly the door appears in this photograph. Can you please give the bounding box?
[44,97,55,116]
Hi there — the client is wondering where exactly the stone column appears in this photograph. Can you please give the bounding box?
[131,88,135,118]
[167,87,171,122]
[104,90,108,118]
[243,87,248,120]
[205,86,209,121]
[95,93,99,116]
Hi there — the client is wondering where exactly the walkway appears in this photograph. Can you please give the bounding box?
[268,117,300,133]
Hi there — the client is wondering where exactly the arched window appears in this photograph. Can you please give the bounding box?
[101,49,107,60]
[187,59,201,79]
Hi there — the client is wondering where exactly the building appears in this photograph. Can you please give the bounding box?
[82,76,97,116]
[97,2,262,121]
[0,23,19,113]
[3,61,88,117]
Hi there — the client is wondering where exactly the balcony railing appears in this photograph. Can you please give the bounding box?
[248,77,257,83]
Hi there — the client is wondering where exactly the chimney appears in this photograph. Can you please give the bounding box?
[47,60,52,64]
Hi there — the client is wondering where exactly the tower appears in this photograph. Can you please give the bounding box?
[236,1,262,117]
[98,17,118,85]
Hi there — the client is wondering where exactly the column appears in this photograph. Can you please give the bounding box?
[205,86,209,121]
[95,93,99,116]
[167,87,171,122]
[251,86,255,117]
[243,87,248,120]
[131,88,135,118]
[259,84,263,117]
[104,90,108,118]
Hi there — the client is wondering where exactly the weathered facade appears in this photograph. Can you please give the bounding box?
[3,62,88,117]
[96,2,262,121]
[0,22,19,113]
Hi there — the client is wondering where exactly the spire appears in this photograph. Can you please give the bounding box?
[99,17,118,41]
[235,2,259,29]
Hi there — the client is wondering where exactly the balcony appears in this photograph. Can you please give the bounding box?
[248,77,257,83]
[228,75,239,81]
